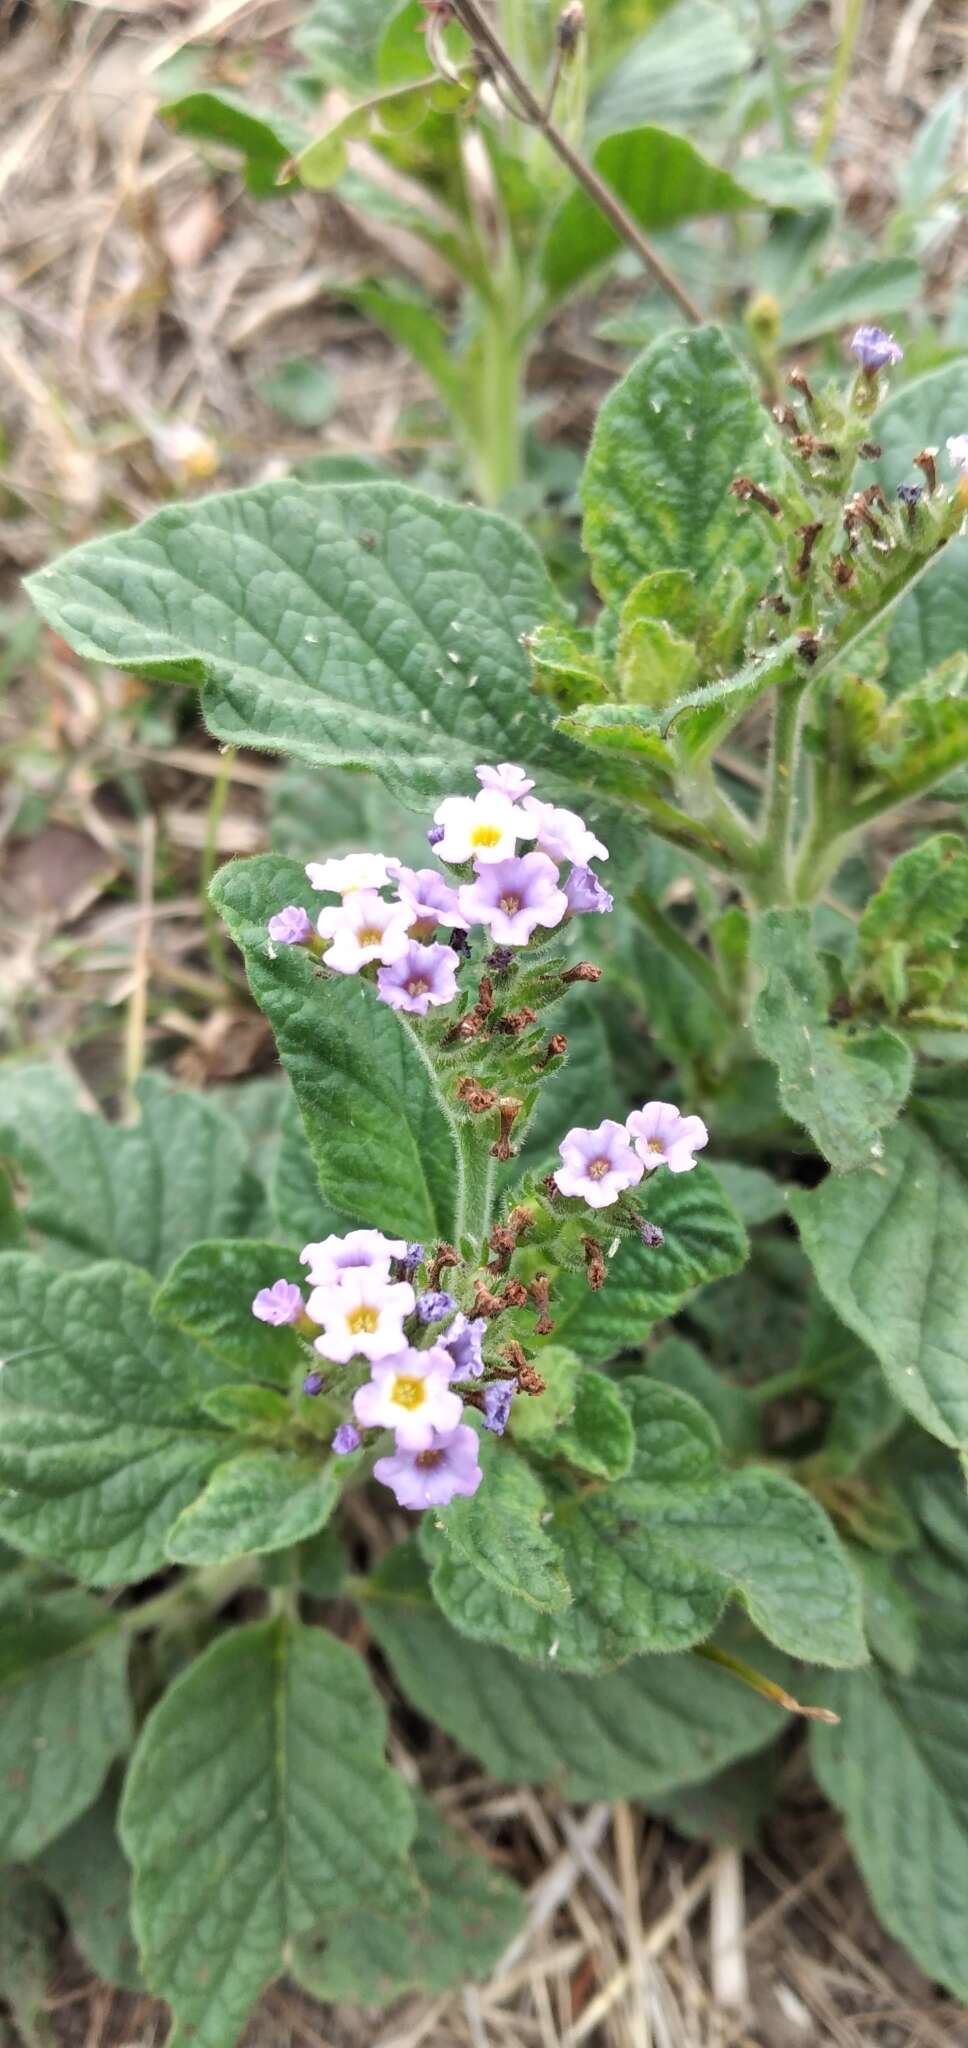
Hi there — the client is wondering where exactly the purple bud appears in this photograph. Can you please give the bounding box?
[427,824,445,847]
[303,1370,325,1396]
[485,947,514,974]
[415,1290,457,1325]
[482,1381,514,1435]
[332,1422,361,1454]
[896,482,922,507]
[449,927,471,956]
[268,905,312,946]
[850,325,903,373]
[396,1242,424,1282]
[563,865,614,916]
[638,1220,665,1249]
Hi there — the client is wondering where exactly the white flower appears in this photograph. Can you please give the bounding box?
[305,853,393,895]
[301,1229,406,1287]
[307,1268,416,1363]
[432,789,538,865]
[475,762,535,801]
[626,1101,708,1174]
[521,797,608,866]
[315,889,411,973]
[945,435,968,476]
[353,1345,462,1449]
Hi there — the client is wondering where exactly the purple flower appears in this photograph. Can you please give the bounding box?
[373,1422,483,1509]
[267,905,312,946]
[376,940,459,1016]
[415,1290,457,1324]
[353,1344,463,1450]
[432,789,538,866]
[305,853,392,895]
[475,762,535,801]
[564,865,613,916]
[554,1120,645,1209]
[438,1311,486,1379]
[896,482,923,508]
[626,1100,709,1174]
[850,326,903,372]
[252,1278,305,1325]
[483,1381,514,1435]
[397,1242,425,1282]
[332,1422,361,1454]
[427,824,445,847]
[303,1370,325,1396]
[458,852,569,946]
[301,1229,406,1288]
[316,889,411,974]
[521,797,608,866]
[308,1269,416,1363]
[389,863,468,936]
[639,1220,665,1248]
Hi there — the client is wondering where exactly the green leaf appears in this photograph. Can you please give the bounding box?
[791,1072,968,1450]
[0,1068,262,1276]
[542,129,765,300]
[750,909,913,1170]
[898,86,964,210]
[856,832,968,1013]
[591,1,752,135]
[121,1617,415,2048]
[712,1162,787,1229]
[256,359,337,426]
[430,1378,864,1672]
[153,1239,305,1384]
[0,1873,59,2048]
[548,1163,748,1364]
[812,1581,968,2001]
[527,1368,635,1479]
[212,854,462,1242]
[292,1793,523,2005]
[0,1256,231,1585]
[271,1092,345,1247]
[436,1433,570,1612]
[581,326,783,611]
[351,283,467,417]
[647,1335,757,1457]
[366,1541,786,1799]
[294,0,406,90]
[268,759,426,866]
[160,91,304,196]
[780,257,921,346]
[508,1343,581,1443]
[0,1592,130,1859]
[166,1451,343,1566]
[864,360,968,689]
[26,482,571,809]
[37,1781,142,1991]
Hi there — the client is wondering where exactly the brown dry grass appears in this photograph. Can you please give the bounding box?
[3,1,968,2042]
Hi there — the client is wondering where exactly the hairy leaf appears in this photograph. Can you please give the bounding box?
[153,1239,305,1384]
[0,1592,130,1859]
[166,1450,343,1565]
[38,1781,142,1991]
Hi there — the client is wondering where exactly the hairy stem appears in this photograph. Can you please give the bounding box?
[695,1641,839,1723]
[629,888,726,1010]
[750,678,810,905]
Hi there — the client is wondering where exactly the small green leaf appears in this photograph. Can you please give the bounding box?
[166,1451,343,1565]
[256,359,337,426]
[857,833,968,1014]
[0,1070,262,1276]
[292,1793,523,2005]
[750,909,913,1170]
[542,128,765,299]
[864,360,968,688]
[161,90,304,196]
[528,1368,635,1479]
[791,1072,968,1450]
[121,1617,416,2048]
[0,1873,59,2048]
[153,1239,305,1384]
[435,1433,570,1612]
[212,854,463,1243]
[591,2,752,136]
[37,1781,142,1991]
[712,1162,787,1229]
[0,1592,131,1859]
[366,1542,786,1800]
[199,1385,292,1434]
[780,257,921,346]
[294,0,411,91]
[508,1344,581,1442]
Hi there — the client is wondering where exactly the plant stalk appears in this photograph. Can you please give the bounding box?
[813,0,865,163]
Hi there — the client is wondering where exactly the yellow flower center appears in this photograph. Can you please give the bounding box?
[357,926,383,947]
[392,1375,426,1411]
[347,1306,379,1336]
[471,825,502,849]
[588,1157,610,1180]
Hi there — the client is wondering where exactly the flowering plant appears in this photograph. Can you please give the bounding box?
[5,319,968,2034]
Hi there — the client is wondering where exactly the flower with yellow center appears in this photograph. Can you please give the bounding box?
[315,888,411,975]
[353,1344,463,1449]
[307,1268,416,1363]
[431,789,538,867]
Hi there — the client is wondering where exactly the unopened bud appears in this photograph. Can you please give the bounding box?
[556,1,584,50]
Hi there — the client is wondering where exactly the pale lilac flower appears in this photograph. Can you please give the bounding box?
[376,941,459,1016]
[353,1345,463,1450]
[374,1422,482,1509]
[252,1279,305,1325]
[458,852,569,946]
[397,1242,425,1282]
[432,788,537,866]
[332,1422,361,1454]
[438,1312,486,1379]
[483,1381,514,1435]
[945,434,968,476]
[415,1290,457,1324]
[301,1229,406,1288]
[388,863,468,935]
[475,762,535,801]
[521,797,608,866]
[305,853,393,895]
[554,1120,645,1208]
[316,889,411,973]
[850,326,903,372]
[303,1370,324,1396]
[564,865,613,916]
[308,1268,416,1363]
[626,1100,709,1174]
[267,905,312,945]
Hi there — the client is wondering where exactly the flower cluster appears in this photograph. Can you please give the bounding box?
[554,1099,708,1208]
[265,762,612,1017]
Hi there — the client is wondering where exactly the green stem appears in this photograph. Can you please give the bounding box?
[753,0,797,149]
[629,888,726,1010]
[695,1641,839,1723]
[458,1115,497,1256]
[750,678,810,906]
[120,1559,254,1635]
[813,0,865,163]
[747,1364,813,1406]
[202,745,238,991]
[472,306,525,504]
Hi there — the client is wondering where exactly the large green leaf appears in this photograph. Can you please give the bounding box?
[542,129,764,299]
[0,1069,262,1275]
[366,1542,786,1799]
[864,360,968,689]
[590,0,752,135]
[0,1592,131,1859]
[0,1873,59,2048]
[37,1781,142,1991]
[293,1793,523,2006]
[580,326,782,610]
[548,1163,748,1364]
[294,0,404,88]
[270,1092,345,1247]
[152,1239,305,1384]
[436,1434,570,1612]
[750,910,913,1170]
[121,1618,415,2048]
[165,1450,343,1566]
[791,1072,968,1449]
[212,854,462,1242]
[0,1256,232,1585]
[26,482,572,809]
[780,256,921,346]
